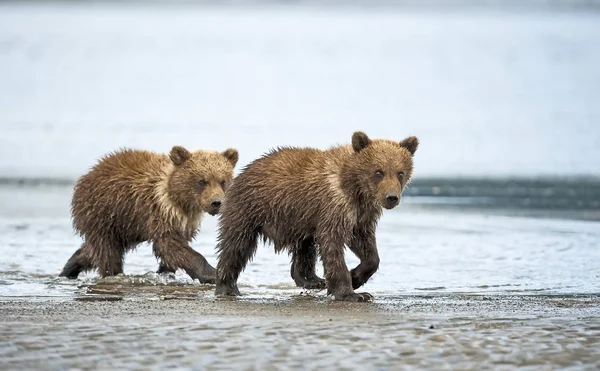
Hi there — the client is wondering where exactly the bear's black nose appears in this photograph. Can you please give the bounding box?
[211,200,222,209]
[386,195,399,203]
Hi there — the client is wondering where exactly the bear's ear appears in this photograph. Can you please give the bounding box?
[399,136,419,155]
[169,146,191,166]
[221,148,239,167]
[352,131,371,153]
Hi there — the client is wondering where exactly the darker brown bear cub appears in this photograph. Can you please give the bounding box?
[215,131,418,302]
[59,146,239,283]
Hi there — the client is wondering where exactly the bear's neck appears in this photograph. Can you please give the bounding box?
[339,164,379,211]
[167,185,203,218]
[339,169,383,229]
[158,171,203,218]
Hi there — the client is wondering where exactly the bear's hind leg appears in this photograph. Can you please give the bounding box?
[59,242,95,279]
[92,238,126,278]
[291,236,326,290]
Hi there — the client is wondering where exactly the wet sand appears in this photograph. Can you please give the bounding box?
[2,294,599,370]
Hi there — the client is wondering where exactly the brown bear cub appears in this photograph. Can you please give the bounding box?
[215,131,418,302]
[59,146,239,283]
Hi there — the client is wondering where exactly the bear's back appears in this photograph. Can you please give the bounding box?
[242,145,352,178]
[221,144,356,244]
[93,149,166,178]
[71,149,168,238]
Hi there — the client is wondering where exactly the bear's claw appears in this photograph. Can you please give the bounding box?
[157,263,176,274]
[215,283,241,296]
[294,275,327,290]
[197,275,216,284]
[303,278,327,290]
[186,257,217,284]
[335,292,374,302]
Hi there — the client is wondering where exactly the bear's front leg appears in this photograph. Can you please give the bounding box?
[318,231,373,302]
[348,226,380,290]
[185,254,216,284]
[215,228,259,297]
[153,236,216,284]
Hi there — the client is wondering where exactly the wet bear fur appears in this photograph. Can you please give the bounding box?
[59,145,238,282]
[215,131,418,302]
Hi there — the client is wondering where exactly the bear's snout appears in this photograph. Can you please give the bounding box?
[207,199,222,215]
[384,193,400,209]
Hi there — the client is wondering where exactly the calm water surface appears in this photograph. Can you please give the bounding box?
[0,183,598,299]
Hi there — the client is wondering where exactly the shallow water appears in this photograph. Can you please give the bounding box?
[0,183,598,300]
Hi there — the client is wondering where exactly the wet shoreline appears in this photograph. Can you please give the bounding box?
[3,292,600,319]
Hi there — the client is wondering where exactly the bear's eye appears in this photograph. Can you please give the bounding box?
[220,180,226,189]
[374,170,384,178]
[198,180,208,188]
[397,171,405,180]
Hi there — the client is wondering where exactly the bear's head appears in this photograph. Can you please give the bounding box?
[344,131,418,210]
[167,146,239,216]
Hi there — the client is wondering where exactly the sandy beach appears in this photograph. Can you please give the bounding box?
[2,294,600,370]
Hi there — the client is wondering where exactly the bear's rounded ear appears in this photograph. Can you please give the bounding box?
[169,146,191,166]
[221,148,239,167]
[352,131,371,153]
[399,136,419,155]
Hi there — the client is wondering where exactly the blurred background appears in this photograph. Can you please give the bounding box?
[1,0,599,183]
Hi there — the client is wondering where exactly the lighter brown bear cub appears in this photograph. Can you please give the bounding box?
[215,131,418,302]
[60,146,239,283]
